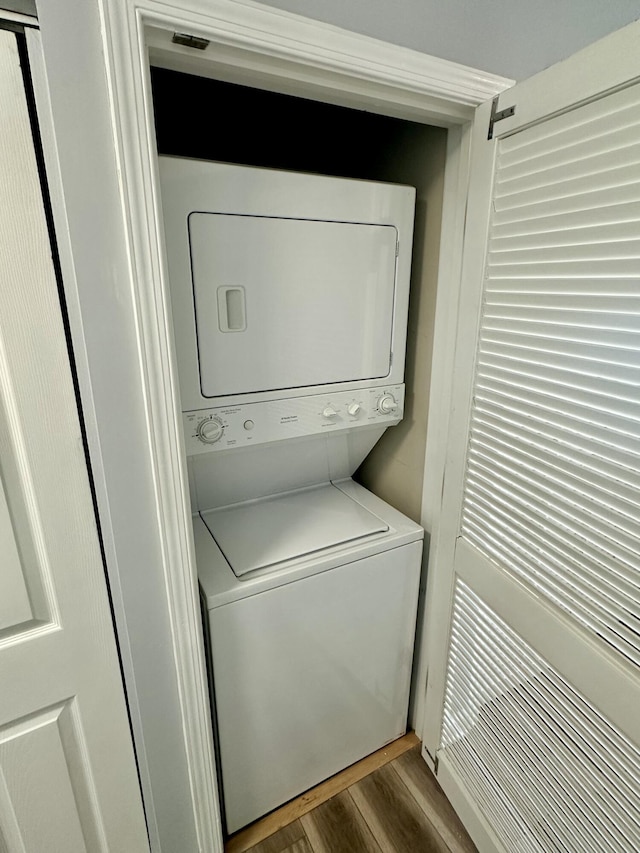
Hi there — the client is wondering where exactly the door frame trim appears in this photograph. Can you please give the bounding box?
[0,9,36,26]
[37,2,512,849]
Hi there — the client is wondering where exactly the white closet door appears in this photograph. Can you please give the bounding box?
[424,21,640,853]
[0,29,148,853]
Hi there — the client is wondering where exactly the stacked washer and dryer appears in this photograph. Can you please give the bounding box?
[160,157,424,834]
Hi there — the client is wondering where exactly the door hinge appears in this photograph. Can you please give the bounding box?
[422,742,439,773]
[172,32,210,50]
[488,96,516,140]
[425,747,439,774]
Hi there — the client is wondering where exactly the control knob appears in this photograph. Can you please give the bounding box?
[197,417,224,444]
[322,405,339,419]
[377,394,399,415]
[347,402,362,417]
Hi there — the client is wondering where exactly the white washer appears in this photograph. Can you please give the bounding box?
[197,480,422,833]
[159,158,422,834]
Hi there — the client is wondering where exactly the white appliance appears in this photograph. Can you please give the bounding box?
[197,481,422,833]
[159,157,423,833]
[160,157,414,411]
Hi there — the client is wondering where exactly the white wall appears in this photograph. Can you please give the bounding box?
[252,0,640,80]
[2,0,34,14]
[11,0,639,79]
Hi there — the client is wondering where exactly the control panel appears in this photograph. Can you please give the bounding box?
[182,385,405,456]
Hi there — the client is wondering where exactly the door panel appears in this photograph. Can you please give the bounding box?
[441,579,640,853]
[0,382,54,636]
[0,703,106,853]
[0,28,148,853]
[424,20,640,853]
[190,214,397,397]
[460,77,640,670]
[0,478,38,631]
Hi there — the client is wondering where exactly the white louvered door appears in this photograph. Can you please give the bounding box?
[423,21,640,853]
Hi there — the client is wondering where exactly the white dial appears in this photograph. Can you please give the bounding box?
[377,394,398,415]
[322,405,339,419]
[347,402,361,417]
[197,417,224,444]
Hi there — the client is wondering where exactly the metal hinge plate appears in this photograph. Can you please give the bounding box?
[172,32,210,51]
[488,95,516,140]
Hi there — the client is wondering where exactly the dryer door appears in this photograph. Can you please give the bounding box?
[188,213,397,398]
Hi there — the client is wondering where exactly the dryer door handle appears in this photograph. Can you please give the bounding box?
[217,286,247,332]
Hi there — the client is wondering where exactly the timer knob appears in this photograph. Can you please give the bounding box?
[322,405,339,419]
[197,417,223,444]
[377,394,398,415]
[347,402,362,417]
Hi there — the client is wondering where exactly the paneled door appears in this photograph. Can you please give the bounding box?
[0,27,149,853]
[423,20,640,853]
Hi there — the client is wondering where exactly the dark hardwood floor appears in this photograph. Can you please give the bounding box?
[243,746,477,853]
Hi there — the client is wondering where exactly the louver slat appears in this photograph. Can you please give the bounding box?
[497,85,640,166]
[496,163,640,213]
[497,141,640,198]
[489,236,640,262]
[498,124,640,185]
[492,204,640,240]
[460,78,640,671]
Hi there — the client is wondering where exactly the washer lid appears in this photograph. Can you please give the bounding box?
[200,483,389,577]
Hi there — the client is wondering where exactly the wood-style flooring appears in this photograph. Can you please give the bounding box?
[227,740,477,853]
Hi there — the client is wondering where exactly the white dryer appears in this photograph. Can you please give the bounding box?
[159,157,423,833]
